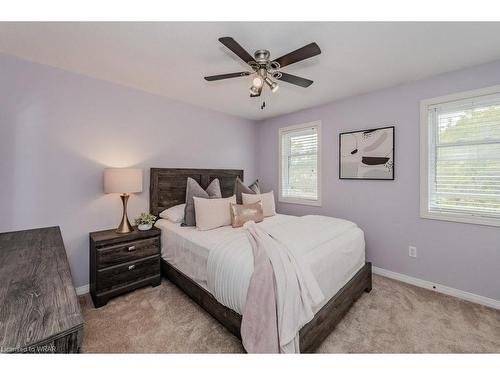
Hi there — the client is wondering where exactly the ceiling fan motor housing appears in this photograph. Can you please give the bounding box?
[254,49,270,64]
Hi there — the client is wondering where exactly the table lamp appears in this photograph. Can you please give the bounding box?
[104,168,143,233]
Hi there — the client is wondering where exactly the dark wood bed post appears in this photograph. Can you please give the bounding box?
[150,168,372,353]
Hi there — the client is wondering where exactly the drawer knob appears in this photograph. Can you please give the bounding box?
[128,264,136,271]
[128,246,136,252]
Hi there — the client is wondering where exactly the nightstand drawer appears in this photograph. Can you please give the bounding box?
[97,237,159,269]
[97,255,159,291]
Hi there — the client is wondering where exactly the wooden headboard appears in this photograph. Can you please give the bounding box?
[149,168,244,217]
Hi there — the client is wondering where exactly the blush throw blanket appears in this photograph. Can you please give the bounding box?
[241,221,324,353]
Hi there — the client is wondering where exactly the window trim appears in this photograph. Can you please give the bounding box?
[279,121,322,207]
[420,84,500,227]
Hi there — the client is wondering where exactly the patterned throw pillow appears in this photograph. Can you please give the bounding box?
[230,201,264,228]
[182,177,222,226]
[233,176,261,204]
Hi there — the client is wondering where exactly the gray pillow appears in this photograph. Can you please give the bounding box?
[234,176,261,204]
[183,177,222,226]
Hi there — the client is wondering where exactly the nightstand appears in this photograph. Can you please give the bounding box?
[89,227,161,308]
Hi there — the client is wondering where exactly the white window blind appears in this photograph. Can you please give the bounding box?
[279,122,321,205]
[425,91,500,223]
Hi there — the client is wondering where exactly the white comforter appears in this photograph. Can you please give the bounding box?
[207,215,365,318]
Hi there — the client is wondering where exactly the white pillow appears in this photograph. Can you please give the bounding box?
[242,191,276,217]
[159,203,185,223]
[193,195,236,231]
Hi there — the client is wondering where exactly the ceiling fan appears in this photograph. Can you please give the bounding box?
[204,37,321,98]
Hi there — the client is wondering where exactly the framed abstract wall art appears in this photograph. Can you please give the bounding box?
[339,126,394,180]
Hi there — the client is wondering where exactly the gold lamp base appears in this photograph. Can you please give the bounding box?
[116,193,134,234]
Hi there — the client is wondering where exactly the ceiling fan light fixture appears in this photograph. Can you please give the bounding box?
[252,76,264,88]
[249,85,260,96]
[265,77,279,93]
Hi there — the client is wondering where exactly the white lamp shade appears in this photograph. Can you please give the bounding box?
[104,168,143,194]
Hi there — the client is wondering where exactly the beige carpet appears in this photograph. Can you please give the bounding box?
[79,275,500,353]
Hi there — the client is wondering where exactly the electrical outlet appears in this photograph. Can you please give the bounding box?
[409,246,417,258]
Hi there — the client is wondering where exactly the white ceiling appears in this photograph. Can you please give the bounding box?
[1,22,500,120]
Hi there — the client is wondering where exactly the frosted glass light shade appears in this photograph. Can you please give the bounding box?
[104,168,143,194]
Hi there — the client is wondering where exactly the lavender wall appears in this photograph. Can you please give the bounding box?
[256,60,500,300]
[1,51,498,300]
[0,53,257,288]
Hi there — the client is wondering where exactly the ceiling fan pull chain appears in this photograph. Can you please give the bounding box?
[261,87,268,110]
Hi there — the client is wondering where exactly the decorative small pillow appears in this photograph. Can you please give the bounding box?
[234,176,261,204]
[193,195,236,231]
[230,201,264,228]
[159,203,185,223]
[242,191,276,217]
[183,177,222,226]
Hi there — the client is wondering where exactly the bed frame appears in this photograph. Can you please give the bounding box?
[150,167,372,353]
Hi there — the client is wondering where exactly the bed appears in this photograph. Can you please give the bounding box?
[150,168,372,353]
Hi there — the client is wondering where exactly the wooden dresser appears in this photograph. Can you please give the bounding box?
[0,227,84,353]
[89,227,161,308]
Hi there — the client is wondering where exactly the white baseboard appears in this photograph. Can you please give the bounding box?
[372,266,499,310]
[75,284,89,296]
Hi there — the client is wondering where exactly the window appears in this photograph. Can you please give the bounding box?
[420,86,500,227]
[279,121,321,206]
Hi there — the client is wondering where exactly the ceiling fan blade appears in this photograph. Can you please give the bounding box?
[273,42,321,68]
[219,37,256,65]
[276,72,313,88]
[250,85,263,98]
[204,72,251,81]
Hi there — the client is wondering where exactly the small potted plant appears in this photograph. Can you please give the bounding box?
[135,212,157,231]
